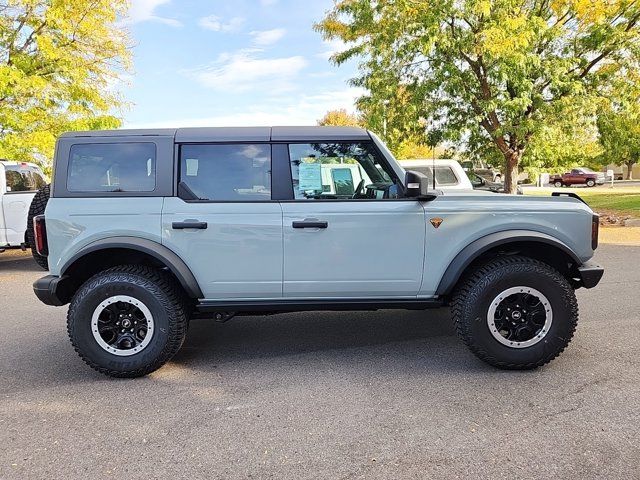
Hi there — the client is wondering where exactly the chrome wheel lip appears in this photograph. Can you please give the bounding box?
[487,286,552,349]
[91,295,154,357]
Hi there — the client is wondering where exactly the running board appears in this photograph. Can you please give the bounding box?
[196,298,443,314]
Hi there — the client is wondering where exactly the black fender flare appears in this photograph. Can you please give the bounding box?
[61,237,203,298]
[435,230,582,296]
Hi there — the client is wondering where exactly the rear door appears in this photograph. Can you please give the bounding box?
[280,141,426,298]
[162,142,283,300]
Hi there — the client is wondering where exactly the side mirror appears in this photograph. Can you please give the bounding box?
[404,170,432,199]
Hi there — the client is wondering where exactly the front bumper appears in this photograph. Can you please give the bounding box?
[33,275,75,306]
[577,262,604,289]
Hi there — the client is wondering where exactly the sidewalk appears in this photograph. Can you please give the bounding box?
[600,226,640,246]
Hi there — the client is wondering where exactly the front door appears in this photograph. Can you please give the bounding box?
[162,143,282,300]
[281,142,426,298]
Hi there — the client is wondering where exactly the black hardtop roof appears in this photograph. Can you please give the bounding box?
[60,126,371,143]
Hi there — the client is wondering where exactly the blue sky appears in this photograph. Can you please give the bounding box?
[120,0,361,128]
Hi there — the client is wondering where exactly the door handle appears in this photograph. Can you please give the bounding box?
[172,221,208,230]
[292,221,328,229]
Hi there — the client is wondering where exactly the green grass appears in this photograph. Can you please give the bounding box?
[525,187,640,217]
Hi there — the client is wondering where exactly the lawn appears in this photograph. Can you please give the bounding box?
[524,186,640,218]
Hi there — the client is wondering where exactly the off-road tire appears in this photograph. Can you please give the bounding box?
[26,184,50,270]
[451,256,578,370]
[67,265,188,378]
[586,179,596,187]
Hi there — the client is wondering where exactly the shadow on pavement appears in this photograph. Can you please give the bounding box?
[0,249,43,273]
[171,307,466,369]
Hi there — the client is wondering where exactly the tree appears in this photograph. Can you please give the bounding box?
[317,0,640,192]
[317,108,362,127]
[598,100,640,180]
[0,0,131,167]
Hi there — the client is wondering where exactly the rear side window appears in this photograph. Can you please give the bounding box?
[179,144,271,201]
[5,166,46,192]
[67,143,156,192]
[410,166,458,186]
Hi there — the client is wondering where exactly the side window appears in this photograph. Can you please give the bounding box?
[288,142,400,200]
[5,166,45,192]
[67,143,156,192]
[31,170,47,190]
[434,166,458,185]
[5,169,30,192]
[408,166,458,186]
[179,144,271,201]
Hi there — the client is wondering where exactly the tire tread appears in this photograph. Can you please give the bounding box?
[451,255,578,370]
[67,265,188,378]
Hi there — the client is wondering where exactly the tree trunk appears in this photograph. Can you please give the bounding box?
[503,151,520,194]
[626,160,635,180]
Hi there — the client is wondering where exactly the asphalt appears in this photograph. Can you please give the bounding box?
[1,245,639,479]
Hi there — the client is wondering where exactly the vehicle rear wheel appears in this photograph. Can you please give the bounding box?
[553,180,563,188]
[451,256,578,369]
[586,179,596,187]
[67,265,188,377]
[26,184,50,270]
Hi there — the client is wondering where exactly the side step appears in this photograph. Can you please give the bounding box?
[196,298,444,314]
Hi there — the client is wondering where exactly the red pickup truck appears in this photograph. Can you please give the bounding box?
[550,168,605,188]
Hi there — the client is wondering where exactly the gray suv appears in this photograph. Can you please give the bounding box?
[32,126,603,377]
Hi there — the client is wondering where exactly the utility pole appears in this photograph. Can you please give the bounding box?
[382,99,390,140]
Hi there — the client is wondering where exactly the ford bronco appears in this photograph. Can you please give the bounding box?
[32,127,603,377]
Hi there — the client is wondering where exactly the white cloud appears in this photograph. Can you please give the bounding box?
[125,87,365,128]
[183,51,307,93]
[123,0,182,27]
[198,15,245,32]
[317,39,349,60]
[250,28,286,46]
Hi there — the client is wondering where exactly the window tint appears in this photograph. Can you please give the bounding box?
[67,143,156,192]
[179,144,271,201]
[289,143,399,200]
[410,166,459,186]
[5,166,46,192]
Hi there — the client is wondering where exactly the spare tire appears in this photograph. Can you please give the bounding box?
[27,184,50,270]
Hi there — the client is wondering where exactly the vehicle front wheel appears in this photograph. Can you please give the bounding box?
[67,265,188,377]
[586,179,596,187]
[553,180,563,188]
[451,256,578,369]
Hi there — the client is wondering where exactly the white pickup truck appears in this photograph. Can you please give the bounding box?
[0,161,48,252]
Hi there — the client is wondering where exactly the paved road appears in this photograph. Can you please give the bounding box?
[1,246,639,479]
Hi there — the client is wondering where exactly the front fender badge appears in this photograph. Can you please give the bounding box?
[430,217,443,229]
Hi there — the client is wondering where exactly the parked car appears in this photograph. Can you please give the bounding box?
[399,159,473,190]
[460,160,503,183]
[32,126,603,377]
[0,161,47,253]
[550,168,605,187]
[467,172,523,195]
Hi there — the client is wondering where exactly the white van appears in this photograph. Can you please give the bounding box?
[399,159,474,190]
[0,161,48,251]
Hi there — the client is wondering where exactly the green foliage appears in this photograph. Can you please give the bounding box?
[0,0,131,167]
[597,82,640,180]
[316,0,640,192]
[317,108,363,127]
